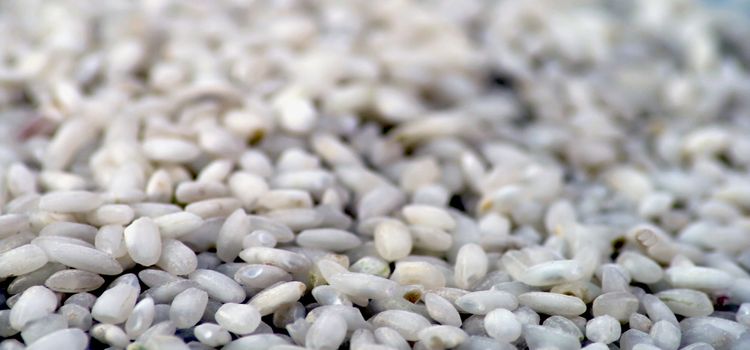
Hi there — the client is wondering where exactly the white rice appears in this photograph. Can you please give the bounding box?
[2,0,750,348]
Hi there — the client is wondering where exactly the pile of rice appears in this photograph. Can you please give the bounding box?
[2,0,750,349]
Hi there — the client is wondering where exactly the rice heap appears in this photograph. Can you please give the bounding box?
[1,0,750,349]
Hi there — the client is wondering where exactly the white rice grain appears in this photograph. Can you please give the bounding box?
[518,292,587,316]
[9,286,57,330]
[249,281,307,316]
[374,220,412,262]
[91,282,139,324]
[454,244,488,290]
[44,269,105,293]
[189,269,246,303]
[306,310,347,350]
[371,310,432,342]
[170,287,208,329]
[124,217,162,266]
[39,191,103,213]
[0,244,48,278]
[297,228,362,252]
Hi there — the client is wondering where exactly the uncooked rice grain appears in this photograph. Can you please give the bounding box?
[3,0,750,348]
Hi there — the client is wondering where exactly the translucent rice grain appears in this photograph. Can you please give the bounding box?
[247,215,295,243]
[257,189,313,211]
[169,287,208,329]
[738,303,750,326]
[43,118,97,171]
[0,244,48,278]
[271,170,333,197]
[592,292,640,322]
[38,221,97,243]
[7,163,37,198]
[297,228,362,252]
[484,308,522,343]
[680,317,747,349]
[215,303,261,335]
[39,191,103,213]
[189,269,246,303]
[239,247,312,273]
[664,266,733,290]
[542,316,583,341]
[9,286,57,330]
[157,239,198,276]
[615,252,663,284]
[132,202,183,218]
[424,293,462,327]
[234,264,292,289]
[154,211,204,239]
[39,171,87,192]
[0,214,31,239]
[142,137,201,163]
[91,283,139,324]
[370,310,432,341]
[124,217,162,266]
[656,289,714,317]
[32,238,122,275]
[418,325,468,349]
[194,323,232,347]
[20,314,68,345]
[91,324,130,348]
[0,310,16,338]
[126,297,155,338]
[26,329,88,350]
[305,310,347,350]
[374,327,410,350]
[641,294,679,326]
[454,243,488,290]
[94,225,127,258]
[390,261,446,290]
[146,169,174,203]
[630,313,653,333]
[349,256,390,278]
[211,209,248,263]
[197,159,233,183]
[373,220,412,261]
[585,315,620,344]
[649,320,681,350]
[241,230,277,249]
[64,292,97,309]
[522,324,581,350]
[222,334,290,350]
[350,328,376,350]
[519,260,584,287]
[620,329,656,350]
[357,185,406,220]
[456,291,518,315]
[312,285,353,307]
[402,204,456,231]
[175,181,229,203]
[185,197,242,219]
[327,272,398,300]
[228,172,269,210]
[139,269,182,288]
[144,334,194,350]
[457,336,515,350]
[135,321,177,343]
[518,292,587,316]
[410,225,453,252]
[678,343,715,350]
[273,302,306,328]
[44,269,105,293]
[86,204,134,226]
[249,281,306,316]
